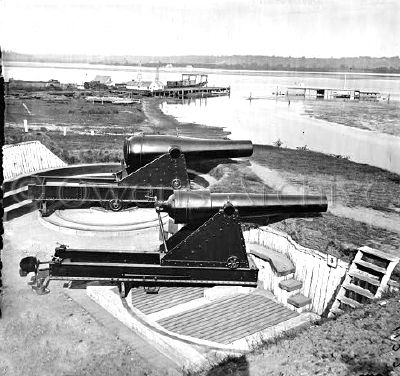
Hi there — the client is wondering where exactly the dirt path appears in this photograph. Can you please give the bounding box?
[187,168,218,187]
[141,98,176,129]
[141,98,229,139]
[250,161,400,235]
[249,163,303,195]
[329,204,400,236]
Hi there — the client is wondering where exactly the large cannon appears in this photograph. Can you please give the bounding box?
[29,134,254,216]
[123,134,253,171]
[157,190,328,224]
[19,189,328,296]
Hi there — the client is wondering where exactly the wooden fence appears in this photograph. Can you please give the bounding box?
[3,141,67,180]
[244,227,349,315]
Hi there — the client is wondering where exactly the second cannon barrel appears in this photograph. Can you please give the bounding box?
[123,134,253,169]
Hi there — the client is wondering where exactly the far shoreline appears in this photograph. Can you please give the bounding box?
[4,60,400,78]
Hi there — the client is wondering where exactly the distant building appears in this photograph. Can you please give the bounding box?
[126,80,148,90]
[126,80,164,92]
[149,80,164,91]
[84,75,111,90]
[93,75,113,86]
[46,79,61,88]
[165,64,173,68]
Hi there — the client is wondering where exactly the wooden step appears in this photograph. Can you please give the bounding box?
[279,279,302,292]
[348,271,380,287]
[355,260,387,274]
[359,246,399,263]
[287,294,311,308]
[338,296,362,308]
[330,307,344,316]
[343,284,375,299]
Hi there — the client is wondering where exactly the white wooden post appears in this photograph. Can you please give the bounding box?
[24,119,28,133]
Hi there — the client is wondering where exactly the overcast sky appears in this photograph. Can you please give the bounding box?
[1,0,399,57]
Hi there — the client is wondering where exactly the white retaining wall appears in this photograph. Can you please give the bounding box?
[244,227,349,315]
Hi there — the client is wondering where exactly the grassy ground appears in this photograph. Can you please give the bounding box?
[5,96,145,163]
[5,97,145,130]
[5,126,127,163]
[302,99,400,136]
[272,213,400,262]
[5,95,229,164]
[252,145,400,213]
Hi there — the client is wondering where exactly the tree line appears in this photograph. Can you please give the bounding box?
[3,51,400,73]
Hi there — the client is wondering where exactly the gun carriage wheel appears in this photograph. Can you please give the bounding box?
[171,178,182,189]
[108,199,124,212]
[144,286,160,294]
[227,255,240,269]
[118,282,129,298]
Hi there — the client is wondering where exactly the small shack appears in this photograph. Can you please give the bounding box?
[126,80,164,93]
[93,75,113,86]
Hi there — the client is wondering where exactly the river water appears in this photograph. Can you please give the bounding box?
[4,62,400,174]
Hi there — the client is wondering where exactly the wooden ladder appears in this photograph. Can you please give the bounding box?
[329,246,399,317]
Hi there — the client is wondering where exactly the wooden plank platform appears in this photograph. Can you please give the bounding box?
[131,287,204,315]
[158,293,298,344]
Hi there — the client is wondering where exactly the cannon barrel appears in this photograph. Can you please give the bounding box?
[158,190,328,224]
[123,134,253,168]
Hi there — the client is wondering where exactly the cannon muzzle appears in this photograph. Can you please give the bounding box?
[123,134,253,169]
[158,190,328,224]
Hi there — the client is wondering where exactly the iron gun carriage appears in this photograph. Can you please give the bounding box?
[28,135,253,216]
[19,190,328,296]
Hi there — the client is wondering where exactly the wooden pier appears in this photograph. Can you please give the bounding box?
[152,85,231,99]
